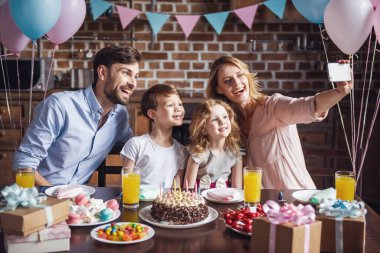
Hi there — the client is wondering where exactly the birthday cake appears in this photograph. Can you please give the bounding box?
[150,190,209,225]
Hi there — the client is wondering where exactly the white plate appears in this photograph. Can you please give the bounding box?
[90,222,154,244]
[68,209,121,227]
[226,224,251,236]
[44,185,95,198]
[140,185,160,201]
[201,188,244,204]
[292,190,320,204]
[139,205,218,229]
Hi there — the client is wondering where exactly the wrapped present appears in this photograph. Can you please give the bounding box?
[317,199,367,253]
[251,200,322,253]
[4,221,71,253]
[0,184,69,236]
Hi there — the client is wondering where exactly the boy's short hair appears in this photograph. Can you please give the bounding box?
[141,84,181,120]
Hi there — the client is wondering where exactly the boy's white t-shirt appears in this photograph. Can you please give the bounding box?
[120,133,188,188]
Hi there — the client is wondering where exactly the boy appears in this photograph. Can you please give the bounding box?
[120,84,187,188]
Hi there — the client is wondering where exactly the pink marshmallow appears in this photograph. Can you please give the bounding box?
[106,199,119,211]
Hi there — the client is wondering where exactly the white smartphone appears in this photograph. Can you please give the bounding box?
[327,63,351,82]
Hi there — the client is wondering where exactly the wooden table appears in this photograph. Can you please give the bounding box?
[1,187,380,252]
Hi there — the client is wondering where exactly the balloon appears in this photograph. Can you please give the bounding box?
[9,0,61,40]
[0,0,6,6]
[0,1,30,53]
[292,0,330,24]
[374,7,380,43]
[324,0,374,55]
[47,0,86,45]
[370,0,380,9]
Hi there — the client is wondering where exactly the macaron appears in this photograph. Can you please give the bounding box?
[67,213,81,224]
[75,193,89,206]
[106,199,119,211]
[99,208,113,221]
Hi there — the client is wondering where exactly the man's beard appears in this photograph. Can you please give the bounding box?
[104,78,129,106]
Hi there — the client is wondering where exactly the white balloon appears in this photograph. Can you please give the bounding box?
[324,0,374,55]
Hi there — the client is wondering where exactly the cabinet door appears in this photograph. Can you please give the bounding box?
[0,151,14,185]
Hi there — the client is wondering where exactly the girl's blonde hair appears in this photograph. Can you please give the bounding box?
[188,99,240,156]
[206,55,266,106]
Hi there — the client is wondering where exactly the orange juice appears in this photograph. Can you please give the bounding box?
[15,169,35,188]
[122,173,140,208]
[244,168,262,205]
[335,174,356,201]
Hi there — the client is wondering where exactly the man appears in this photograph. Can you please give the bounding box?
[13,46,141,186]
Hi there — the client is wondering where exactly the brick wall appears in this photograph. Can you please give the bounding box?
[5,0,380,93]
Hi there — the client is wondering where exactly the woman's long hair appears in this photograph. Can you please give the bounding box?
[188,99,241,157]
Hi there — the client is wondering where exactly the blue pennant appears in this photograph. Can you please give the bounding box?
[204,11,230,35]
[263,0,287,19]
[145,12,170,36]
[90,0,113,21]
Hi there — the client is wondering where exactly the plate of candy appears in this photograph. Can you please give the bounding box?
[91,222,154,244]
[222,205,266,236]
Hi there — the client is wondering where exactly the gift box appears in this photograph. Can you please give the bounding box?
[4,221,71,253]
[317,199,367,253]
[317,215,365,252]
[0,197,69,236]
[251,217,322,253]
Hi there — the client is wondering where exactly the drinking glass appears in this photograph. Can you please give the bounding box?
[122,167,141,209]
[243,167,262,206]
[335,170,356,201]
[15,168,35,188]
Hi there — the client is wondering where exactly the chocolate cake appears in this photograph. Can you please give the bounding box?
[150,190,209,225]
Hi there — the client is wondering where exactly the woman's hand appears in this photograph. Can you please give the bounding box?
[336,59,353,95]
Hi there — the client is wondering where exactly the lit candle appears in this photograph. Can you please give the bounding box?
[173,179,176,193]
[185,179,189,192]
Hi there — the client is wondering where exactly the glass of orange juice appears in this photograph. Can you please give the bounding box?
[243,167,262,206]
[15,168,35,188]
[335,170,356,201]
[122,167,141,209]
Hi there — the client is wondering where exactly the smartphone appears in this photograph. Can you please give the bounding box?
[327,63,351,82]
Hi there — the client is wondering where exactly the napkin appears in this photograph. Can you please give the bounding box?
[140,185,160,200]
[207,189,240,201]
[309,187,336,205]
[55,185,83,199]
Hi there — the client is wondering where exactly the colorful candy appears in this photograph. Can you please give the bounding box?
[96,223,148,241]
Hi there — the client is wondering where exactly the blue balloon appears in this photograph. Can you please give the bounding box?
[292,0,330,24]
[9,0,61,40]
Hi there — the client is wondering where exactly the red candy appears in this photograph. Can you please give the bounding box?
[222,204,266,234]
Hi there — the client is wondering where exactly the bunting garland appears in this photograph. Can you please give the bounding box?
[90,0,288,38]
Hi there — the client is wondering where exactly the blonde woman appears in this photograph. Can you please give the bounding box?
[207,56,352,189]
[185,99,243,189]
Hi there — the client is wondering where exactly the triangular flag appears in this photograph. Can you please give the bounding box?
[263,0,287,19]
[204,11,230,35]
[175,15,200,38]
[145,12,170,36]
[116,5,141,29]
[233,5,259,29]
[90,0,113,21]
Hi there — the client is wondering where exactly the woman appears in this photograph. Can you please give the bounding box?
[206,56,352,189]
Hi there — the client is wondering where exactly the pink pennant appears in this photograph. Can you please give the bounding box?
[233,4,259,29]
[175,15,201,38]
[116,5,141,29]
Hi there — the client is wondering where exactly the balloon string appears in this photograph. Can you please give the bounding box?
[16,58,23,148]
[360,39,377,149]
[355,32,376,159]
[319,24,353,163]
[0,53,16,57]
[28,41,37,124]
[44,45,57,100]
[349,56,356,173]
[357,89,380,182]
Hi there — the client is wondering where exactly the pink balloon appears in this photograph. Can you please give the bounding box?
[371,0,380,9]
[324,0,374,55]
[0,1,30,53]
[46,0,86,44]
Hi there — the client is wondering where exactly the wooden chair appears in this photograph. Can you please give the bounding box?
[303,147,352,189]
[97,145,123,187]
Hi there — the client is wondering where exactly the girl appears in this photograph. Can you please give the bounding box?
[184,99,243,189]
